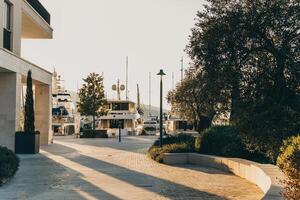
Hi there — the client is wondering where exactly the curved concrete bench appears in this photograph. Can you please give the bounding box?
[163,153,284,200]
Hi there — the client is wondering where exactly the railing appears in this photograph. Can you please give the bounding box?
[26,0,50,24]
[3,28,11,51]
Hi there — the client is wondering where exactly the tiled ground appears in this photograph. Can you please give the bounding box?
[0,136,264,200]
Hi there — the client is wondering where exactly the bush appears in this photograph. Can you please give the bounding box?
[200,126,248,158]
[149,134,196,163]
[80,130,108,138]
[0,146,19,185]
[153,134,195,147]
[149,143,193,163]
[277,135,300,200]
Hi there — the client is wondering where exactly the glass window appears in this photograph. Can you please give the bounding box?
[3,1,11,31]
[112,103,129,111]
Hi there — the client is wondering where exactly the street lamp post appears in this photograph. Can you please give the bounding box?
[118,120,122,143]
[157,69,166,147]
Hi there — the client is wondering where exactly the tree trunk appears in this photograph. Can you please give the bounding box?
[197,115,213,133]
[230,77,240,125]
[92,114,96,134]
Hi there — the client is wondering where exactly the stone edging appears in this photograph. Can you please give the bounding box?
[163,153,284,200]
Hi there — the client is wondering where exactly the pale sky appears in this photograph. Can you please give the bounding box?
[22,0,206,109]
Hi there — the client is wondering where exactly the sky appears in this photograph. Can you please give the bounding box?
[22,0,206,109]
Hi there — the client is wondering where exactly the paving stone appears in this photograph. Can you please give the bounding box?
[0,136,264,200]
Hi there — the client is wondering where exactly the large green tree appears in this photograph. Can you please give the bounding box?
[186,0,300,161]
[167,66,228,133]
[78,73,106,132]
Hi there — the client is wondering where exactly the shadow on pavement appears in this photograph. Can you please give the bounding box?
[42,143,228,200]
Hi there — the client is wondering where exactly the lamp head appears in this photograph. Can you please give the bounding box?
[157,69,166,76]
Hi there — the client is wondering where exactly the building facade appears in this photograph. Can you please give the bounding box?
[0,0,53,150]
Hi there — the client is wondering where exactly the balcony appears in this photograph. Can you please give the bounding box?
[21,0,53,39]
[26,0,50,24]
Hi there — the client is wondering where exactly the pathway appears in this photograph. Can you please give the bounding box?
[0,136,264,200]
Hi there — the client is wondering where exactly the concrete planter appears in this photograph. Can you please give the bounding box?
[15,132,40,154]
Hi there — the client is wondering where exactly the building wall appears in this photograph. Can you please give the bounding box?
[0,72,21,150]
[0,0,22,55]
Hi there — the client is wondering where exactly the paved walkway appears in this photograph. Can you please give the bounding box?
[0,136,264,200]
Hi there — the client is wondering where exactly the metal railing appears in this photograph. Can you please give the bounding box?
[26,0,50,24]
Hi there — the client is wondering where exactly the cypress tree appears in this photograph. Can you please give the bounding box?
[24,70,35,133]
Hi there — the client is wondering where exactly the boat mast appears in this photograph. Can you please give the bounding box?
[180,56,184,82]
[126,56,129,100]
[117,79,121,100]
[149,72,152,116]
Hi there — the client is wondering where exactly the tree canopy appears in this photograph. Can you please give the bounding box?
[169,0,300,162]
[78,73,106,131]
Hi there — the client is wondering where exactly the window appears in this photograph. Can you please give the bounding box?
[109,120,124,129]
[3,1,11,31]
[112,103,129,111]
[3,1,12,50]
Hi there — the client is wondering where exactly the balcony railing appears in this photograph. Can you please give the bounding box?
[3,28,11,51]
[26,0,50,24]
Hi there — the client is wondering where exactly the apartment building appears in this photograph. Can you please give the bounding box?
[0,0,53,150]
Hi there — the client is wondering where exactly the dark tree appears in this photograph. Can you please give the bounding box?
[24,70,35,133]
[78,73,106,133]
[186,0,300,161]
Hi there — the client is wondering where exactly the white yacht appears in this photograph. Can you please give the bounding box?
[52,70,80,136]
[98,100,141,137]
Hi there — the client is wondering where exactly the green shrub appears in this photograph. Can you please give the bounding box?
[200,126,248,158]
[149,134,196,163]
[149,143,193,163]
[80,130,108,138]
[153,134,195,148]
[277,135,300,200]
[0,146,19,185]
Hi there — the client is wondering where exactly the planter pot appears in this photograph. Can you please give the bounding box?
[15,132,40,154]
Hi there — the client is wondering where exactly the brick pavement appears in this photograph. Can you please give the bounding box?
[0,136,264,200]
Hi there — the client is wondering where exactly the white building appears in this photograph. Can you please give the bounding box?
[0,0,53,150]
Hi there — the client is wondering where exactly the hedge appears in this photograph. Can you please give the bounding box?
[80,130,108,138]
[0,146,19,186]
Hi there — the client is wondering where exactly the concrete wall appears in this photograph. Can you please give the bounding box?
[0,72,21,150]
[163,153,284,200]
[35,83,52,145]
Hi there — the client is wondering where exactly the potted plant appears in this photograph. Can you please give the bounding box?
[15,70,40,154]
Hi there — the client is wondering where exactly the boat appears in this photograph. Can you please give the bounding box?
[52,70,81,136]
[98,99,141,137]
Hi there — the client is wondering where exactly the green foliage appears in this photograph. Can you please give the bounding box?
[149,134,196,163]
[200,126,248,158]
[149,143,193,163]
[167,67,226,133]
[78,73,106,131]
[200,126,271,163]
[24,70,35,133]
[183,0,300,162]
[277,135,300,200]
[0,146,19,185]
[153,134,195,148]
[194,136,201,153]
[80,130,108,138]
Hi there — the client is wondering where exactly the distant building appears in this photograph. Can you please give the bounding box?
[0,0,53,150]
